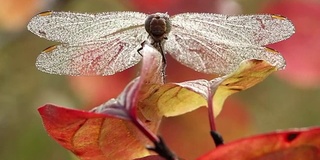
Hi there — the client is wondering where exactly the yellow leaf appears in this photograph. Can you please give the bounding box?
[142,59,279,118]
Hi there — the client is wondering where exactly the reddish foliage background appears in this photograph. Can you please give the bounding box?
[261,0,320,88]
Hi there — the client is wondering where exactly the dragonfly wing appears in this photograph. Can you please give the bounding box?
[36,27,147,76]
[171,13,295,46]
[166,27,285,75]
[27,11,148,44]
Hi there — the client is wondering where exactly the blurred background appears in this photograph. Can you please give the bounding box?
[0,0,319,159]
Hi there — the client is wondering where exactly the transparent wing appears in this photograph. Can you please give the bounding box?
[36,27,147,76]
[27,11,148,44]
[170,13,295,46]
[166,27,285,75]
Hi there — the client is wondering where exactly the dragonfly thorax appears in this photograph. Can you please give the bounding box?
[145,13,171,42]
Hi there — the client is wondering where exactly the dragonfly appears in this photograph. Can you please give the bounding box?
[27,11,295,76]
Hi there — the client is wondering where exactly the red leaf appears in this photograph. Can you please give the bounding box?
[38,104,151,160]
[198,127,320,160]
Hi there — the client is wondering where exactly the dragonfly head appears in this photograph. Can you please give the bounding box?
[145,13,171,42]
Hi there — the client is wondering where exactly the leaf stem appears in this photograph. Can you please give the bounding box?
[147,136,178,160]
[207,90,224,146]
[207,91,216,131]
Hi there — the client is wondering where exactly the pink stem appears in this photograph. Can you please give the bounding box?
[207,90,216,131]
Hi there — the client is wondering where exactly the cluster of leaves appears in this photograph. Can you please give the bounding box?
[36,39,320,160]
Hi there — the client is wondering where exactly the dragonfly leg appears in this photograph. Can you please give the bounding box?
[159,45,167,70]
[158,42,167,82]
[137,41,147,57]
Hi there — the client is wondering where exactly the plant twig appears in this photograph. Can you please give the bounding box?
[210,130,224,147]
[147,136,178,160]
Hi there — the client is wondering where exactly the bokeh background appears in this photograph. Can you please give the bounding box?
[0,0,319,159]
